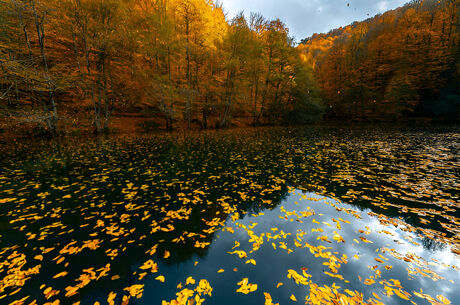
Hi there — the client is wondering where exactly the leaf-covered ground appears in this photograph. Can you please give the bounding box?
[0,126,458,305]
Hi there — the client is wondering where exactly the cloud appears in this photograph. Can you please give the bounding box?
[377,1,390,12]
[221,0,408,42]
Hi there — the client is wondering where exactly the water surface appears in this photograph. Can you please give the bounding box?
[0,125,458,305]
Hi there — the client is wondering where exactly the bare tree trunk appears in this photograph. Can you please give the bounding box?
[72,31,81,72]
[14,81,19,105]
[103,56,112,131]
[0,83,14,102]
[220,68,235,129]
[32,0,57,133]
[252,74,259,125]
[256,48,273,125]
[219,69,231,128]
[185,9,192,129]
[202,93,208,130]
[256,78,270,125]
[94,51,105,134]
[85,43,97,133]
[16,1,39,109]
[74,0,100,133]
[15,4,33,57]
[167,47,174,132]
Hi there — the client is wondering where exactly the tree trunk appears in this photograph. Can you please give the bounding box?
[32,0,58,133]
[252,75,259,125]
[220,69,234,128]
[103,56,112,131]
[202,94,208,130]
[185,10,192,129]
[94,51,106,134]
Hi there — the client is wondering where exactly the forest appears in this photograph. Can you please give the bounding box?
[299,0,459,120]
[0,0,459,135]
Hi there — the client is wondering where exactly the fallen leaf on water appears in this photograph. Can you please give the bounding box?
[437,295,451,304]
[53,271,68,279]
[186,276,195,285]
[236,278,257,294]
[264,292,279,305]
[155,276,165,283]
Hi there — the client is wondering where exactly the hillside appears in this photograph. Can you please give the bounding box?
[298,0,459,120]
[0,0,323,136]
[1,0,458,138]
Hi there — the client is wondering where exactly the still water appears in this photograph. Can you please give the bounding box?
[0,125,458,305]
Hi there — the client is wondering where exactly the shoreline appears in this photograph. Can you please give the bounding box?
[1,114,458,146]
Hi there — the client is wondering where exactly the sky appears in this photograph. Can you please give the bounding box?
[221,0,409,42]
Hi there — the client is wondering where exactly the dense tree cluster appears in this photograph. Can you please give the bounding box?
[0,0,323,133]
[2,0,458,135]
[299,0,459,120]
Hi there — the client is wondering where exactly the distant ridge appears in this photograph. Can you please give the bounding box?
[298,0,459,120]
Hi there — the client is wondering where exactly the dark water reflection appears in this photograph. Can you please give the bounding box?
[0,125,458,305]
[139,192,459,305]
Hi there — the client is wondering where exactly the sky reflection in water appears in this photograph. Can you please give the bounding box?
[137,191,459,305]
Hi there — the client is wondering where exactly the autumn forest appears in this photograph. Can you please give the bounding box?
[0,1,459,305]
[1,0,458,135]
[300,0,460,121]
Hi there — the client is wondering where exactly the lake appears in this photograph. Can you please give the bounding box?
[0,125,458,305]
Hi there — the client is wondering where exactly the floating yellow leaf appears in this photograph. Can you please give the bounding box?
[364,278,375,285]
[359,236,373,243]
[264,292,279,305]
[53,271,68,279]
[372,292,380,300]
[437,295,451,304]
[236,278,257,294]
[227,250,247,259]
[155,276,165,283]
[124,284,144,299]
[107,292,117,305]
[185,276,195,285]
[394,289,410,300]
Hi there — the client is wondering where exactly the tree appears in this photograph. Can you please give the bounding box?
[1,0,327,134]
[301,0,459,120]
